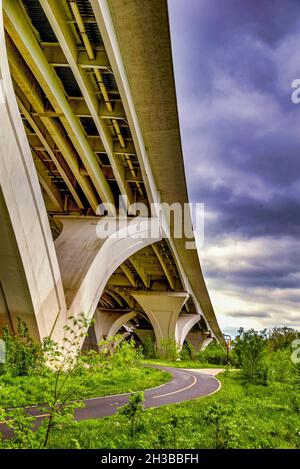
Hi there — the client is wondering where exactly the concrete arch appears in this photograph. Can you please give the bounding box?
[93,309,137,344]
[54,216,161,346]
[175,314,200,349]
[107,311,137,338]
[0,5,67,342]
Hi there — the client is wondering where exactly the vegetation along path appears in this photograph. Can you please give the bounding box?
[0,366,223,437]
[71,366,223,419]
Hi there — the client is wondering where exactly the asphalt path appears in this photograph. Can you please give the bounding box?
[0,366,221,438]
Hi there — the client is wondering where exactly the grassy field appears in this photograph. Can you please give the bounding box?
[46,370,300,449]
[143,358,225,369]
[0,365,171,408]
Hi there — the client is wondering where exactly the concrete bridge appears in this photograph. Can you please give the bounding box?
[0,0,223,353]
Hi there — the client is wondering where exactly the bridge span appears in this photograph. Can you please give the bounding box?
[0,0,223,353]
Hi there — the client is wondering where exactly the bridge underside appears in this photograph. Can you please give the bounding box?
[0,0,223,354]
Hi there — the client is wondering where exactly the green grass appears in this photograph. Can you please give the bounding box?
[143,358,225,369]
[46,371,300,449]
[0,365,171,408]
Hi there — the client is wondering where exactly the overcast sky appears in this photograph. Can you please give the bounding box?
[168,0,300,336]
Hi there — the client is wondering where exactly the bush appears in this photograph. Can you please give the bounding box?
[159,339,179,361]
[234,328,267,382]
[98,335,142,368]
[179,343,193,361]
[142,336,155,359]
[197,341,228,365]
[261,348,296,385]
[119,392,144,438]
[2,318,44,377]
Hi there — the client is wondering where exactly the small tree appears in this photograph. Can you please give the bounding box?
[267,327,299,352]
[170,415,180,447]
[119,391,144,438]
[234,328,267,382]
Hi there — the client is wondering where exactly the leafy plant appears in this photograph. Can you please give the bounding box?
[142,335,155,359]
[179,343,193,361]
[159,339,179,361]
[197,341,228,365]
[234,328,267,382]
[2,318,45,377]
[119,391,144,438]
[202,402,236,449]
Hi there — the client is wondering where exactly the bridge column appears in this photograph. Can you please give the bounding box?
[131,292,189,350]
[93,309,137,344]
[186,330,212,354]
[0,6,67,342]
[134,329,155,345]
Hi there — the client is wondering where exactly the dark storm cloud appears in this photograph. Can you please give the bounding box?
[169,0,300,330]
[202,234,300,289]
[199,187,300,239]
[169,0,300,237]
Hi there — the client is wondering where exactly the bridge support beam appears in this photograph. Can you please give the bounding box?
[93,309,137,344]
[175,314,200,349]
[0,5,67,342]
[134,329,155,345]
[131,291,189,351]
[186,330,213,354]
[54,216,161,349]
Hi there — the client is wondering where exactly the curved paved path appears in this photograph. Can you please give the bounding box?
[0,366,222,437]
[31,366,222,421]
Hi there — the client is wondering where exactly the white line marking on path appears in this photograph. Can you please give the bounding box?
[153,372,197,399]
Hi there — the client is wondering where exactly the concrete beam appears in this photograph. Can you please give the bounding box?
[39,0,133,205]
[151,244,175,290]
[67,99,126,120]
[17,94,85,210]
[4,0,115,209]
[42,44,111,69]
[33,152,64,211]
[5,39,99,211]
[120,263,136,287]
[87,137,136,155]
[128,257,150,288]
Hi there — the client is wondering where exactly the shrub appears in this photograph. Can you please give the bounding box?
[197,341,227,365]
[159,339,179,361]
[119,392,144,438]
[234,328,267,382]
[2,318,44,377]
[98,336,142,368]
[179,343,193,361]
[202,402,237,449]
[142,335,155,359]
